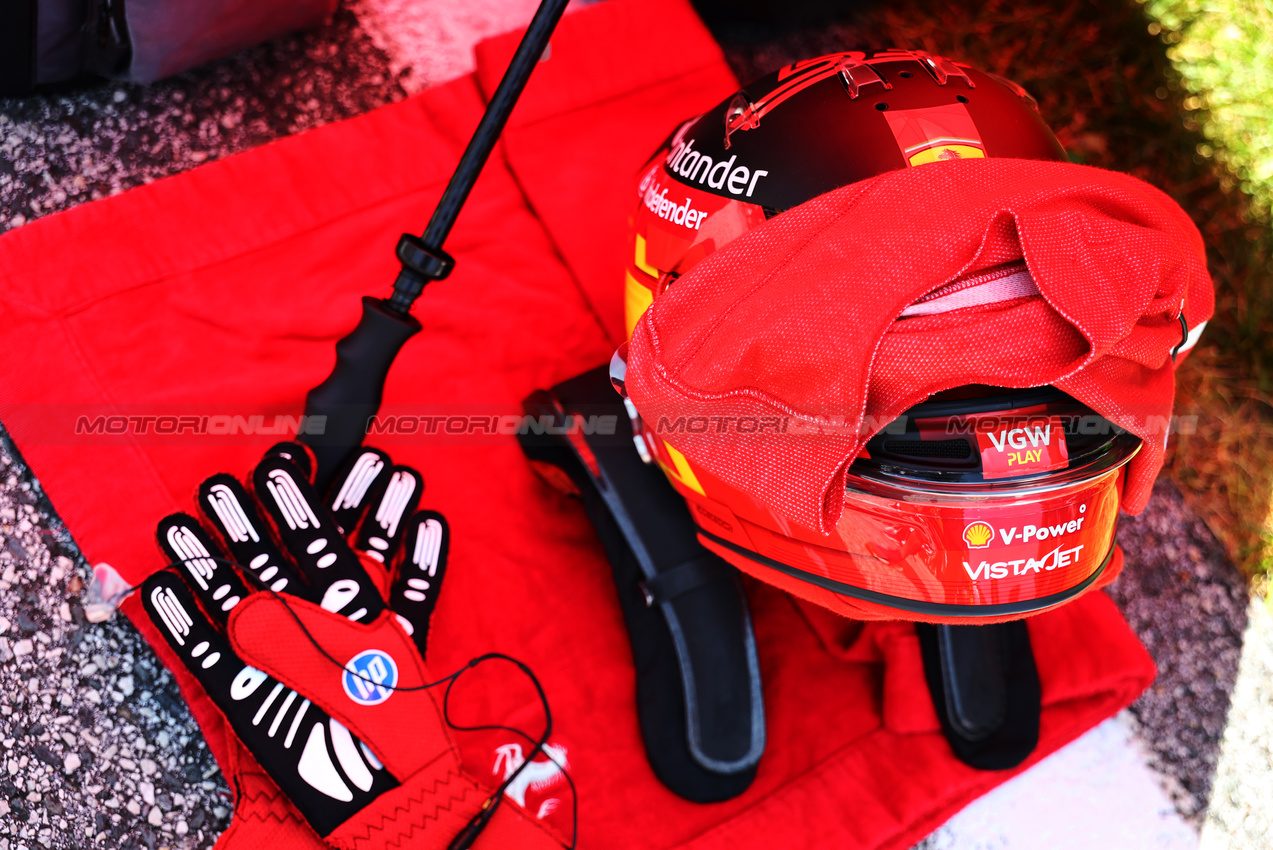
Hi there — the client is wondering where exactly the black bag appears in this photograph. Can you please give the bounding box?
[0,0,337,95]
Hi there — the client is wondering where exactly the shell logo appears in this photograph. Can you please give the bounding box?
[963,521,994,549]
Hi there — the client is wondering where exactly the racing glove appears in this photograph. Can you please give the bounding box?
[137,443,565,849]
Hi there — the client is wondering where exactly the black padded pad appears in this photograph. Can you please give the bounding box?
[916,621,1041,770]
[519,365,765,802]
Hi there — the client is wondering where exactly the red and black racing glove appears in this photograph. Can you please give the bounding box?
[138,444,564,850]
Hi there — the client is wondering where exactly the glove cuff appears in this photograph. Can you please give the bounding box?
[214,766,328,850]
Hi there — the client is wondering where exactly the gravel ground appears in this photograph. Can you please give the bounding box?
[0,1,1266,848]
[1109,479,1251,825]
[0,430,231,850]
[357,0,550,93]
[0,2,407,234]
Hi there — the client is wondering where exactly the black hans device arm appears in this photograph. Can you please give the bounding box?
[519,366,766,803]
[916,621,1041,770]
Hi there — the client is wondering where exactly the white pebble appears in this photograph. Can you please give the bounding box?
[147,806,163,826]
[140,758,156,776]
[12,639,32,657]
[125,800,141,816]
[175,820,188,836]
[63,754,80,773]
[139,781,154,805]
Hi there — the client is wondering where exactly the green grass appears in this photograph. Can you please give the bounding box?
[1143,0,1273,220]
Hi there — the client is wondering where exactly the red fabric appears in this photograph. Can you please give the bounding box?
[626,159,1214,533]
[0,1,1156,847]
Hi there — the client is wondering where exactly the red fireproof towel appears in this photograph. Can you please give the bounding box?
[627,159,1214,534]
[0,1,1155,847]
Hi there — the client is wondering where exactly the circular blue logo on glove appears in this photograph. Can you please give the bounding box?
[342,649,399,706]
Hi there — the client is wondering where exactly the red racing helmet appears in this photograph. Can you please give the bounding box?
[615,50,1146,623]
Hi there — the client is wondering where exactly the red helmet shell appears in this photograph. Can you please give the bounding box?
[620,51,1138,624]
[625,50,1066,335]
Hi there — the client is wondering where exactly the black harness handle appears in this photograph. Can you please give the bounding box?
[301,0,571,490]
